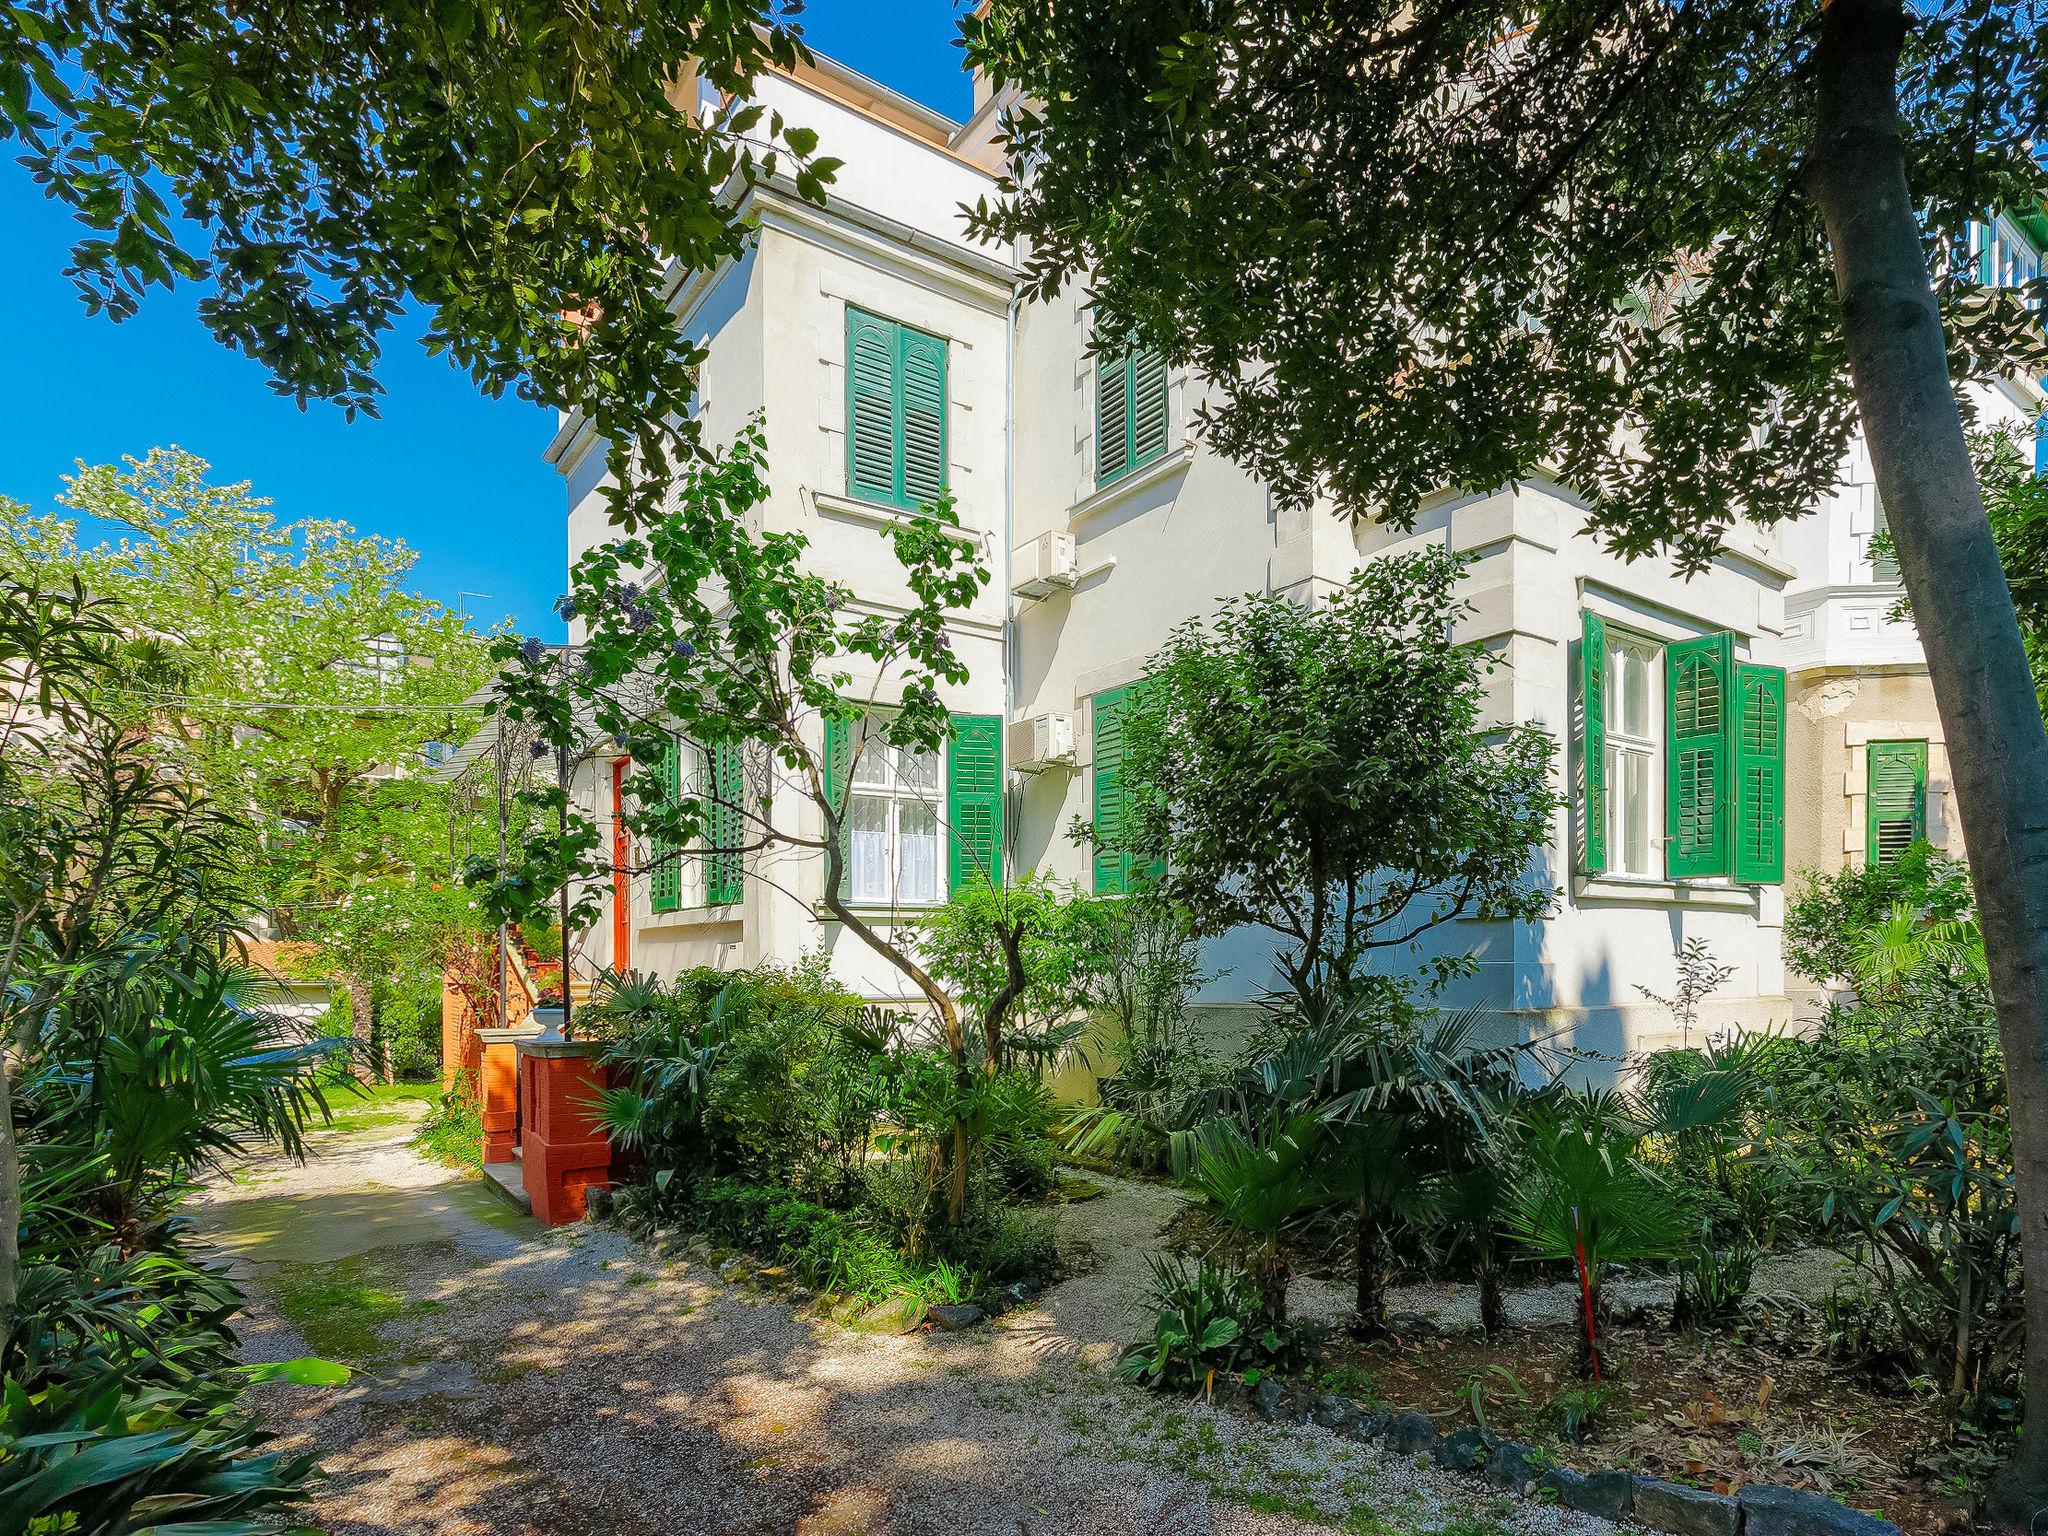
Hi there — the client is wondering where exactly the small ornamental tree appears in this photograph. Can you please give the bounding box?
[466,422,997,1221]
[1094,548,1558,1005]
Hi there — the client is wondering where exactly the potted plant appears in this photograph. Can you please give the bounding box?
[530,986,568,1043]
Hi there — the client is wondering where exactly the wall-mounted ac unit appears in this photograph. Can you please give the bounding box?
[1011,531,1078,597]
[1007,713,1076,773]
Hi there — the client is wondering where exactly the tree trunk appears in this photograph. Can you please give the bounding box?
[0,1048,16,1333]
[1351,1196,1387,1340]
[346,976,376,1084]
[1807,2,2048,1518]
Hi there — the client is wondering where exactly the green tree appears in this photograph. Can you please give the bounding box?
[1,2,838,533]
[965,3,2048,1504]
[468,422,996,1222]
[0,449,496,1068]
[1094,547,1557,1006]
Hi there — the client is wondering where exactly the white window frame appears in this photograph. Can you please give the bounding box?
[846,722,945,908]
[1603,627,1664,880]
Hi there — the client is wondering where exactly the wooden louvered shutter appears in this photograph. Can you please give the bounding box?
[706,741,745,906]
[846,307,899,505]
[649,737,683,913]
[1665,633,1733,879]
[1731,664,1786,884]
[1096,354,1131,485]
[1131,350,1169,466]
[1867,740,1928,867]
[1578,610,1608,876]
[824,711,852,874]
[946,713,1003,894]
[1871,491,1900,582]
[1092,685,1129,894]
[900,328,948,509]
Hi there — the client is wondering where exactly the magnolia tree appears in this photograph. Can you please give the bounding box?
[1094,549,1559,1008]
[466,424,997,1220]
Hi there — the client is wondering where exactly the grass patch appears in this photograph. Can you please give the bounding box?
[272,1256,444,1362]
[413,1081,484,1168]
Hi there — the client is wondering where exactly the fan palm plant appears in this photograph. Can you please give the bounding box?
[1176,1109,1332,1325]
[1506,1094,1695,1377]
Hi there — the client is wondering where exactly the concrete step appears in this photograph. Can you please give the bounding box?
[481,1158,532,1215]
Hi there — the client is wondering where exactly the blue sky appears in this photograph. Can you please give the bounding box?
[0,2,973,638]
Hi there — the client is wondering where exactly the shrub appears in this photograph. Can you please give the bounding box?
[414,1076,484,1168]
[1117,1255,1304,1395]
[1783,842,1973,987]
[690,1175,986,1304]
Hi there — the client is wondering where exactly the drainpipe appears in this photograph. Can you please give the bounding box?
[1003,247,1021,872]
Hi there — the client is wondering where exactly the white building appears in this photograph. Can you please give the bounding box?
[540,49,2043,1062]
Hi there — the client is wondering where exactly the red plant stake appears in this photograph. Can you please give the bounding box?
[1571,1204,1600,1382]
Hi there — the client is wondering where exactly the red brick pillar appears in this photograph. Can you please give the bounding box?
[476,1025,538,1165]
[516,1039,612,1225]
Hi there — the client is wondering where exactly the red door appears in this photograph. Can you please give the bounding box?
[610,757,631,973]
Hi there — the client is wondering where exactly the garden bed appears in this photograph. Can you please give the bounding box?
[1309,1318,1964,1533]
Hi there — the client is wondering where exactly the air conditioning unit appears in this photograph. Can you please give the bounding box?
[1007,713,1076,773]
[1011,531,1078,597]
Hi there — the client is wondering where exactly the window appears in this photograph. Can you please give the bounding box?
[1577,612,1785,885]
[824,710,1004,907]
[1096,346,1170,486]
[1867,740,1928,867]
[647,737,744,913]
[1090,682,1164,894]
[845,307,948,512]
[1870,488,1900,583]
[1602,630,1660,877]
[648,739,705,913]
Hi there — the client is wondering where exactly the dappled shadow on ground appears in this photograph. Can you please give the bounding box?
[207,1133,1612,1536]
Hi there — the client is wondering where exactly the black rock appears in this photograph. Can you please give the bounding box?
[1346,1410,1392,1444]
[1541,1466,1635,1523]
[1311,1394,1357,1431]
[1483,1441,1541,1494]
[1434,1424,1498,1472]
[1633,1479,1740,1536]
[1248,1375,1290,1423]
[925,1303,986,1332]
[1380,1412,1438,1455]
[583,1186,613,1220]
[1739,1483,1901,1536]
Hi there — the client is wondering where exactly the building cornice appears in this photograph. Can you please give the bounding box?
[546,180,1017,473]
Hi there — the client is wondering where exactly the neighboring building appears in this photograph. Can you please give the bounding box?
[1776,208,2047,1001]
[537,48,2042,1064]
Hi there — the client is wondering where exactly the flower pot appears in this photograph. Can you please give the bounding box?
[528,1005,568,1044]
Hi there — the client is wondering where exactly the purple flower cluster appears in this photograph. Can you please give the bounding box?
[519,636,547,666]
[554,595,577,621]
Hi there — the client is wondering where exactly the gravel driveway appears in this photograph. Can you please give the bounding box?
[194,1109,1615,1536]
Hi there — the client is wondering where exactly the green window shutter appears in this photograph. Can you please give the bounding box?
[1131,350,1169,467]
[1664,633,1733,880]
[1092,685,1130,895]
[1871,492,1901,582]
[946,712,1003,894]
[1867,740,1928,866]
[845,306,948,511]
[824,711,852,875]
[1731,663,1787,884]
[1577,610,1608,876]
[1097,348,1169,486]
[900,328,948,509]
[706,740,745,906]
[1096,355,1131,485]
[649,737,682,913]
[846,308,898,505]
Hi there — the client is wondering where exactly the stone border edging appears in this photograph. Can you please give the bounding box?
[1248,1383,1902,1536]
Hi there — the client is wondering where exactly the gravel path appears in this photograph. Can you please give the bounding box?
[194,1112,1617,1536]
